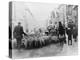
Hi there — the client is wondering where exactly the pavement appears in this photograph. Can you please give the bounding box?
[12,39,78,59]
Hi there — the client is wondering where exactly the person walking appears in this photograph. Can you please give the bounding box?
[66,21,73,45]
[58,22,65,46]
[13,22,26,50]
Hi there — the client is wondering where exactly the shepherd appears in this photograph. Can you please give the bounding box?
[13,22,27,50]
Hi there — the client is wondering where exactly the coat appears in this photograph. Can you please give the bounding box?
[13,25,25,39]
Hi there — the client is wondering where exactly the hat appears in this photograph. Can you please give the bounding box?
[18,22,21,24]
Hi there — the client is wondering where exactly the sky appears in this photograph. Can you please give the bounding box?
[12,2,60,32]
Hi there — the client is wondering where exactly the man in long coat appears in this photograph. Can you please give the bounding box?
[13,22,26,49]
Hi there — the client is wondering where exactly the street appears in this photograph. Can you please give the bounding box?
[12,38,78,59]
